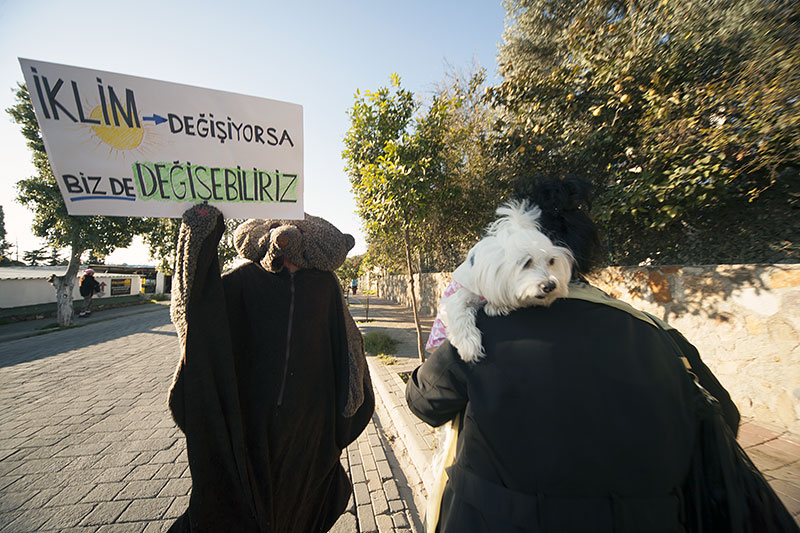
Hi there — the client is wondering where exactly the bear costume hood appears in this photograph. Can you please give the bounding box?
[233,214,356,272]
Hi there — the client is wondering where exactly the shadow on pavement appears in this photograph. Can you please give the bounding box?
[0,306,172,368]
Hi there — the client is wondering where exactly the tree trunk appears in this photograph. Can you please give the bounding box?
[49,243,84,327]
[403,228,426,363]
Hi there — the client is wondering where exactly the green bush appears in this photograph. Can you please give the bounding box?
[364,331,399,355]
[376,353,397,365]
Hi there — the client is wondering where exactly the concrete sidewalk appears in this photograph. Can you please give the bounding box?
[346,293,800,526]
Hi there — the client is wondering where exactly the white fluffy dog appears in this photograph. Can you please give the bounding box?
[439,199,573,363]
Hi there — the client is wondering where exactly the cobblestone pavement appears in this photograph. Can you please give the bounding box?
[331,417,415,533]
[0,306,417,532]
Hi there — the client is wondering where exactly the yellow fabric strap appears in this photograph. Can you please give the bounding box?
[565,281,674,331]
[426,413,461,533]
[566,282,693,372]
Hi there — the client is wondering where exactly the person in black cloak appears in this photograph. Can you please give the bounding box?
[78,268,102,317]
[167,204,374,532]
[407,176,741,532]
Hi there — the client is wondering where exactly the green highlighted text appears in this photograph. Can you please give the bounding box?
[133,161,298,203]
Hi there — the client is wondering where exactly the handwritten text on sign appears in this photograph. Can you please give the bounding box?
[19,58,304,219]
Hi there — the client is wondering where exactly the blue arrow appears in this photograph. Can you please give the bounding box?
[142,114,167,125]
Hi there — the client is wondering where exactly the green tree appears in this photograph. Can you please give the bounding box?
[0,205,11,264]
[47,246,66,266]
[491,0,799,264]
[0,206,10,259]
[218,218,245,272]
[23,247,48,266]
[141,218,182,275]
[86,250,105,265]
[336,254,363,287]
[420,67,507,272]
[0,210,22,265]
[344,74,454,361]
[7,83,147,325]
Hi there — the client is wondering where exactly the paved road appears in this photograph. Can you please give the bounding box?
[0,306,416,532]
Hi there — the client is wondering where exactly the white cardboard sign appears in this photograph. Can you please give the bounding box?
[19,58,303,219]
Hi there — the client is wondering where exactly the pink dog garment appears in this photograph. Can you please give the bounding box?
[425,281,485,352]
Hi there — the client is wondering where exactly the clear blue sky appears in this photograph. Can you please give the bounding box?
[0,0,506,265]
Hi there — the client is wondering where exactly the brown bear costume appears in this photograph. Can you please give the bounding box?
[168,204,374,532]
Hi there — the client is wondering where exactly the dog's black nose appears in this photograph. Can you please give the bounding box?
[540,280,556,294]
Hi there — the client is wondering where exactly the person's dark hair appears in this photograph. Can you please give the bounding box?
[512,174,602,279]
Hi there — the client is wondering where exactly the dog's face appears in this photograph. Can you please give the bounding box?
[458,200,573,315]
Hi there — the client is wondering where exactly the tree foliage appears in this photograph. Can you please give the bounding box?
[344,71,508,358]
[47,246,66,266]
[344,71,504,274]
[0,206,11,260]
[491,0,799,264]
[140,218,182,274]
[336,254,363,286]
[343,74,453,360]
[7,83,148,325]
[419,68,507,272]
[343,74,420,248]
[22,247,47,266]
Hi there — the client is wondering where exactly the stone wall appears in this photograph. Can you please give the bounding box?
[375,264,800,433]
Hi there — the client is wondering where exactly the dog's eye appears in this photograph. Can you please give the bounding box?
[523,258,533,269]
[548,257,555,266]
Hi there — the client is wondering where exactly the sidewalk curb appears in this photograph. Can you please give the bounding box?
[367,358,435,496]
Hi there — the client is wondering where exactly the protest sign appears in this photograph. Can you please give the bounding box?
[19,58,303,219]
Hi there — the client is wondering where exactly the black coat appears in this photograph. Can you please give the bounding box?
[168,216,374,532]
[407,286,739,533]
[79,275,100,297]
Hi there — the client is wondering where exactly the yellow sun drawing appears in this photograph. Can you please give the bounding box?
[77,102,167,162]
[89,106,144,150]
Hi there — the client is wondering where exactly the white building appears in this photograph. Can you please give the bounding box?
[0,266,168,313]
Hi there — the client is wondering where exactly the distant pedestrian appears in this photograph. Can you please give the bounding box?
[78,269,101,317]
[351,278,358,295]
[407,176,740,532]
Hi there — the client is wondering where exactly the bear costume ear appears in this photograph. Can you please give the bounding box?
[234,214,355,272]
[234,219,271,262]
